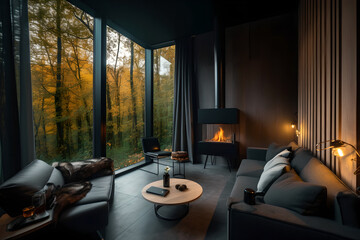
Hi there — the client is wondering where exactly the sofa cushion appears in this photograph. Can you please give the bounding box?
[257,151,290,192]
[336,191,360,228]
[263,149,291,172]
[264,169,327,215]
[229,201,360,240]
[0,160,54,217]
[236,159,266,178]
[47,168,65,187]
[287,141,300,151]
[59,201,109,232]
[74,175,114,206]
[246,147,267,161]
[227,176,259,207]
[298,157,351,222]
[265,143,291,162]
[290,148,313,173]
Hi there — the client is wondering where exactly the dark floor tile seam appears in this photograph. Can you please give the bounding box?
[114,186,150,201]
[109,207,153,240]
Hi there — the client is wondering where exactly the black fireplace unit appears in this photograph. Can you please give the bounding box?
[197,141,238,156]
[198,108,239,124]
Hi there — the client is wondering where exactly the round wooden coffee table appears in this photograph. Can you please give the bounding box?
[142,178,203,220]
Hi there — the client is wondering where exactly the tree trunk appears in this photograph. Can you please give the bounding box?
[106,82,114,147]
[55,0,65,158]
[76,114,83,152]
[64,93,72,158]
[112,34,121,147]
[114,73,121,146]
[41,97,48,157]
[129,41,138,150]
[154,50,160,139]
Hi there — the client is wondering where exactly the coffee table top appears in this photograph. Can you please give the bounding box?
[142,178,203,205]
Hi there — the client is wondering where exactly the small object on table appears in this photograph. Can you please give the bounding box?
[163,166,171,187]
[171,151,188,178]
[7,211,50,231]
[146,186,169,197]
[32,190,46,215]
[171,151,188,160]
[244,188,256,205]
[22,206,35,218]
[175,184,187,191]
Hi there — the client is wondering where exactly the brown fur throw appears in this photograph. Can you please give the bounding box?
[52,182,92,222]
[53,157,114,183]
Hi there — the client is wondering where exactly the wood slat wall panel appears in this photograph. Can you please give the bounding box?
[331,0,336,171]
[335,0,341,176]
[325,0,331,167]
[340,0,357,188]
[316,0,321,159]
[320,0,325,162]
[298,0,358,190]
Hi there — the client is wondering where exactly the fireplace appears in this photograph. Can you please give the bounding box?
[197,109,239,171]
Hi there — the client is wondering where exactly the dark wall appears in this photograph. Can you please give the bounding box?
[194,12,298,160]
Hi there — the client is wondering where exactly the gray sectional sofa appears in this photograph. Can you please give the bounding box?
[228,145,360,240]
[0,159,114,233]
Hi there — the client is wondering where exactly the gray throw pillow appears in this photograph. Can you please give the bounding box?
[264,169,327,215]
[257,150,291,193]
[266,143,291,162]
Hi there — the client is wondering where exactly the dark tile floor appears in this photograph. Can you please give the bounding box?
[103,159,236,240]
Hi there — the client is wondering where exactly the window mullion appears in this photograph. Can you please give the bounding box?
[93,17,107,158]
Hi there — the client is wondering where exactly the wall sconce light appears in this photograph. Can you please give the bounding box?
[316,139,360,175]
[290,123,300,137]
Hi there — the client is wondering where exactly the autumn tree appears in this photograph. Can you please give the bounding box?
[29,0,173,170]
[29,0,93,162]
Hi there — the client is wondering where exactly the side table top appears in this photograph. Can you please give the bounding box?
[0,209,53,240]
[142,178,203,205]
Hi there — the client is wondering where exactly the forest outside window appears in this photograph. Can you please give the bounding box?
[29,0,94,163]
[153,46,175,151]
[106,26,145,170]
[28,0,174,170]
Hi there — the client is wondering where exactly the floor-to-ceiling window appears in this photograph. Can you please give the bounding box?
[153,46,175,151]
[106,26,145,170]
[28,0,174,170]
[29,0,93,163]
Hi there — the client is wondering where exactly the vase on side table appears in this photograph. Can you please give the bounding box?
[163,172,170,187]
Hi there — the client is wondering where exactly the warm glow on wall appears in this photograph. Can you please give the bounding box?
[332,148,344,157]
[290,122,300,137]
[316,139,360,175]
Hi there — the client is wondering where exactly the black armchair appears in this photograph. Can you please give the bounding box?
[141,137,171,175]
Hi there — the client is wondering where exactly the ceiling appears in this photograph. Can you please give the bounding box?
[72,0,298,49]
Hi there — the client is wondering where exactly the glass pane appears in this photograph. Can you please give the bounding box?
[29,0,93,163]
[106,26,145,170]
[153,46,175,151]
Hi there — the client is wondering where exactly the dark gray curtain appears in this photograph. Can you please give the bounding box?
[0,0,34,182]
[172,37,194,162]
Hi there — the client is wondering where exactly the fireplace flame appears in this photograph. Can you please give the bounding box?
[209,127,231,142]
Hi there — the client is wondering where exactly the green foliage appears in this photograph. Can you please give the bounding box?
[29,0,175,170]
